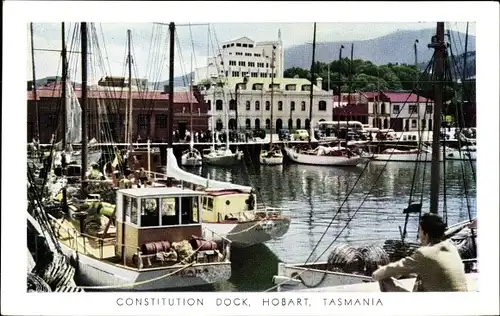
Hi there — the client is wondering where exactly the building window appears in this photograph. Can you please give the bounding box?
[381,103,386,114]
[254,53,261,57]
[245,101,251,111]
[207,100,211,111]
[236,43,242,47]
[245,53,252,56]
[266,63,269,68]
[426,105,433,114]
[265,101,270,111]
[251,72,258,78]
[236,52,243,56]
[255,118,260,129]
[255,101,260,111]
[238,61,246,66]
[318,100,327,111]
[232,71,240,77]
[393,105,400,114]
[278,101,283,111]
[248,62,255,67]
[241,72,248,78]
[257,62,264,68]
[216,99,223,111]
[409,105,418,114]
[229,99,236,111]
[286,84,297,91]
[421,119,426,129]
[265,119,271,129]
[245,119,251,129]
[291,101,295,111]
[220,61,224,66]
[296,118,301,129]
[225,71,228,77]
[411,119,417,128]
[288,119,293,129]
[229,60,236,66]
[301,101,306,111]
[155,114,167,128]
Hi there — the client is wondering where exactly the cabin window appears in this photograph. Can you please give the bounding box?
[140,198,160,227]
[161,197,180,226]
[123,196,138,225]
[393,105,400,114]
[206,197,214,211]
[181,197,197,224]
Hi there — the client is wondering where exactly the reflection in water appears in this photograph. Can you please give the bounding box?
[180,160,476,291]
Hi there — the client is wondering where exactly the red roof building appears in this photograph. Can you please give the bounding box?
[27,84,209,143]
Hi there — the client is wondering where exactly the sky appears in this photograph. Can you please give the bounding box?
[28,22,475,83]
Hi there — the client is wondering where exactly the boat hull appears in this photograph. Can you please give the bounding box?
[181,155,203,167]
[373,151,476,162]
[59,243,231,291]
[259,151,284,165]
[203,153,242,166]
[284,147,365,166]
[203,218,291,248]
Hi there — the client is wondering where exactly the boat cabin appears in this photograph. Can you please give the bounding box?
[115,187,204,265]
[201,189,257,223]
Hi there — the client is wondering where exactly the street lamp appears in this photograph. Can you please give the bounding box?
[235,74,249,132]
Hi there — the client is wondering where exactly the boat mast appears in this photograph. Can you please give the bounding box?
[30,23,40,141]
[428,22,446,214]
[190,54,194,148]
[348,43,354,120]
[80,22,88,195]
[308,22,316,144]
[126,29,133,145]
[61,22,68,149]
[337,45,344,148]
[167,22,175,148]
[270,45,276,146]
[414,39,420,136]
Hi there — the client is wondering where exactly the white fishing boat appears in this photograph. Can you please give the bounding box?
[164,148,291,248]
[271,22,478,293]
[259,45,283,166]
[49,186,232,290]
[284,144,366,166]
[372,146,476,162]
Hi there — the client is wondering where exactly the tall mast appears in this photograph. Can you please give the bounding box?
[461,22,470,111]
[167,22,175,148]
[126,29,133,144]
[190,54,194,147]
[30,23,40,141]
[428,22,446,214]
[348,43,354,118]
[270,45,276,145]
[414,39,420,134]
[337,45,344,148]
[80,22,88,191]
[61,22,68,149]
[308,22,316,143]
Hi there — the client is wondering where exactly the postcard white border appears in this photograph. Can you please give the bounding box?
[2,1,499,315]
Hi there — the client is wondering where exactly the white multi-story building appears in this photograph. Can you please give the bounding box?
[200,77,333,132]
[195,33,285,84]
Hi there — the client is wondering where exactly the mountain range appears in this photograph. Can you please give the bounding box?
[31,28,475,89]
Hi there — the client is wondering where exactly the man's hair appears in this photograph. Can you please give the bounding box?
[419,213,447,239]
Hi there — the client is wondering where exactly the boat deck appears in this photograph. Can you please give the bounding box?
[53,217,117,261]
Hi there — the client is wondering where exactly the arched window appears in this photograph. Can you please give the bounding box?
[216,99,223,111]
[255,101,260,111]
[207,100,211,111]
[265,101,270,111]
[296,118,301,129]
[216,119,223,130]
[278,101,283,111]
[228,119,236,130]
[245,100,251,111]
[383,118,388,129]
[288,119,293,129]
[245,118,251,129]
[265,119,271,129]
[276,118,283,131]
[301,101,306,111]
[255,118,260,130]
[229,99,236,111]
[290,101,295,111]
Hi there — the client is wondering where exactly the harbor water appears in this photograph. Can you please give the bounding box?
[173,159,477,292]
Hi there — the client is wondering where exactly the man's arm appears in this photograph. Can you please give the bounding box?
[372,249,425,281]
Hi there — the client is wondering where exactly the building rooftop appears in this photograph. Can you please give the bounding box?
[209,77,325,92]
[27,83,199,103]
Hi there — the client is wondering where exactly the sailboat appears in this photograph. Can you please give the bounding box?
[284,23,366,167]
[181,55,203,167]
[202,77,244,166]
[47,22,232,291]
[272,22,478,292]
[260,44,284,165]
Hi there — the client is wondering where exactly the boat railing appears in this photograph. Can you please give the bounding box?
[253,206,292,219]
[201,225,232,261]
